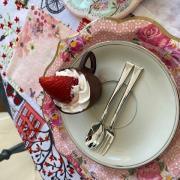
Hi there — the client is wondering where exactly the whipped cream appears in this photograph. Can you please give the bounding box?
[54,69,90,113]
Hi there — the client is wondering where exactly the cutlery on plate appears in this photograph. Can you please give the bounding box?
[85,62,135,149]
[97,65,143,155]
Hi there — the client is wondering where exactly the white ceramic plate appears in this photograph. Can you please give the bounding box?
[62,41,179,168]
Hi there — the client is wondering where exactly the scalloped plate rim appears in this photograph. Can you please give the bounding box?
[61,40,179,169]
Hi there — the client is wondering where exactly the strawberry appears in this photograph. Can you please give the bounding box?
[39,76,78,103]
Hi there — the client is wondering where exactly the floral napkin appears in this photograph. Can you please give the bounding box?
[6,6,74,106]
[3,6,83,180]
[0,0,28,71]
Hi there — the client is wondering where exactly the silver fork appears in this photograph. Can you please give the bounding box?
[97,65,144,155]
[85,62,134,149]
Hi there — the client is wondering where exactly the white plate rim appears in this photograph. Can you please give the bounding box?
[62,40,179,169]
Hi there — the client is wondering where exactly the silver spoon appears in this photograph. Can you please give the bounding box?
[85,62,134,149]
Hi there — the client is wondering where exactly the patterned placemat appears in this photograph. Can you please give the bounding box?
[42,17,180,179]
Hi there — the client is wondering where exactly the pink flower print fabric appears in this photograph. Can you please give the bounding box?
[136,24,171,48]
[6,7,75,103]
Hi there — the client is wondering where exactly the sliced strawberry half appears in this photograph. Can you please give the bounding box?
[39,76,78,103]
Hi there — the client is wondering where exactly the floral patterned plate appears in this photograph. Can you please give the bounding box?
[62,40,180,168]
[42,17,180,177]
[63,0,143,20]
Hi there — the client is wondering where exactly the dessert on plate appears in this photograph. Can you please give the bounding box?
[39,51,102,114]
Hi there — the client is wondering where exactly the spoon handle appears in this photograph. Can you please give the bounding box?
[100,62,134,122]
[109,65,143,130]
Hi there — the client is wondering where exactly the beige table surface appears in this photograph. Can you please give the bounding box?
[134,0,180,38]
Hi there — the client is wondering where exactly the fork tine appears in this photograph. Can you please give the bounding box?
[101,136,114,155]
[97,134,109,153]
[100,136,111,155]
[99,135,111,154]
[98,134,109,154]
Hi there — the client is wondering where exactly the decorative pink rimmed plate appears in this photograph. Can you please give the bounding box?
[61,40,180,168]
[63,0,143,20]
[42,17,180,175]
